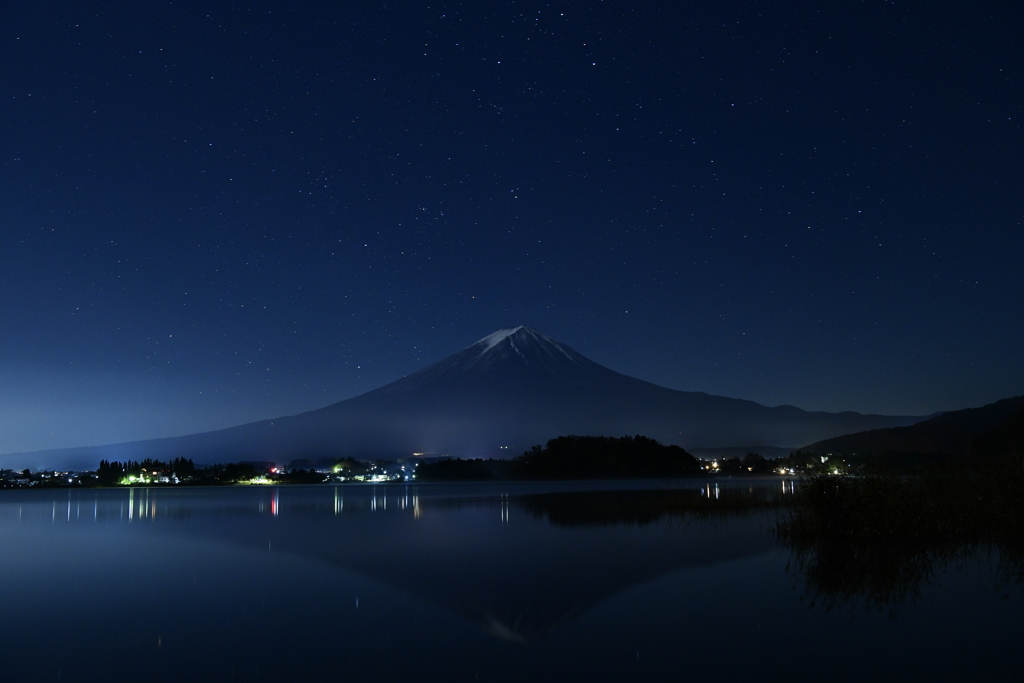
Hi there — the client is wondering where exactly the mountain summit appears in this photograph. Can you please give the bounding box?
[370,326,610,392]
[6,327,925,469]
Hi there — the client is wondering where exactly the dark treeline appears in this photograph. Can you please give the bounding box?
[416,457,509,481]
[417,435,702,481]
[517,435,701,478]
[97,458,195,485]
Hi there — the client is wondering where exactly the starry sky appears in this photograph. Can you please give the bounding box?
[2,0,1022,455]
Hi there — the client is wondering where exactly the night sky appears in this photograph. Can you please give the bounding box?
[2,0,1021,456]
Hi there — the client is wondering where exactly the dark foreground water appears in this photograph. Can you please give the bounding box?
[0,481,1021,682]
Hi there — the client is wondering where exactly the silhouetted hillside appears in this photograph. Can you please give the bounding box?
[970,405,1024,460]
[799,395,1024,458]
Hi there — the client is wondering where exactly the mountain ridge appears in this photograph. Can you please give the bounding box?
[797,395,1024,457]
[2,326,927,470]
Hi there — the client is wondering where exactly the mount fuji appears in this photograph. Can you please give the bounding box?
[6,326,924,469]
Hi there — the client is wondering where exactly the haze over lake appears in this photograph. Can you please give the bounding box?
[1,481,1020,682]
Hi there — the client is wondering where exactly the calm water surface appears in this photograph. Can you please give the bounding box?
[0,480,1020,682]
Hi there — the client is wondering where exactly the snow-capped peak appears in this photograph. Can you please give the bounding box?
[467,326,585,368]
[380,326,593,391]
[475,326,526,353]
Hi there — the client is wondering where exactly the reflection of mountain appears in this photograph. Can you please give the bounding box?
[513,488,784,527]
[9,327,923,469]
[109,486,777,642]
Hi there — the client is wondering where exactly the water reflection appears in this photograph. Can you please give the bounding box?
[779,535,1024,614]
[513,486,787,527]
[0,484,776,644]
[0,483,1022,681]
[1,479,800,524]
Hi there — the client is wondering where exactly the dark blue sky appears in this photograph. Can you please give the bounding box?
[2,0,1021,455]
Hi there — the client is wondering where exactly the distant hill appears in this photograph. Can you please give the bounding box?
[3,326,925,470]
[970,405,1024,459]
[798,395,1024,458]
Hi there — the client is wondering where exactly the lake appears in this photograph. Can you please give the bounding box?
[0,480,1020,682]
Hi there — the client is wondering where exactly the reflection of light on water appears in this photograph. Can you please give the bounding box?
[367,487,389,512]
[403,485,418,514]
[6,482,785,529]
[124,488,158,521]
[700,483,720,500]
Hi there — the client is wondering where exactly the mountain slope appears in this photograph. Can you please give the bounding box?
[798,395,1024,457]
[4,326,926,470]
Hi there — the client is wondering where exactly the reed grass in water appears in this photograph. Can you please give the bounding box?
[775,456,1024,610]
